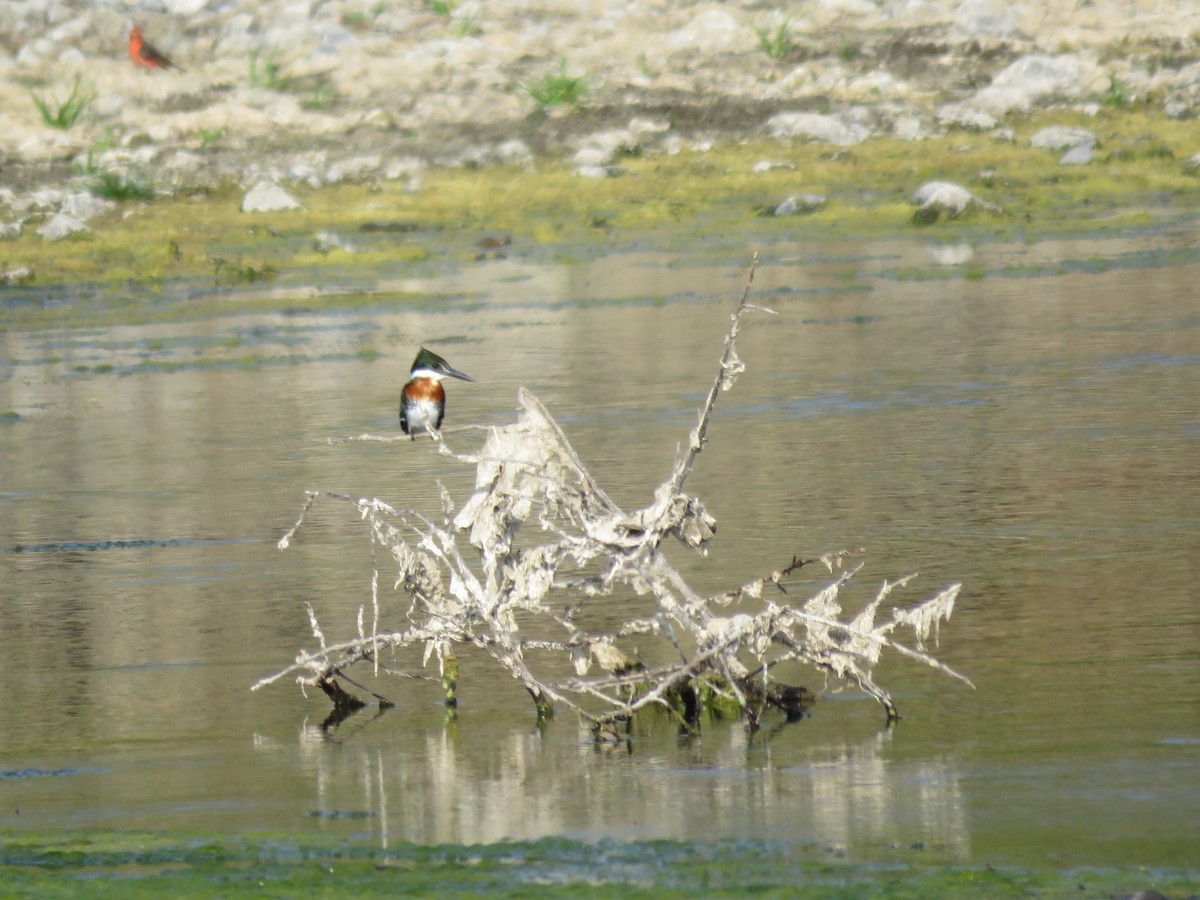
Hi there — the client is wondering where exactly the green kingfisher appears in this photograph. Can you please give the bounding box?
[399,347,475,438]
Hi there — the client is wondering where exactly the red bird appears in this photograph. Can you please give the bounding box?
[128,27,182,71]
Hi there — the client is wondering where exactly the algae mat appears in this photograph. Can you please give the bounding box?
[0,832,1196,897]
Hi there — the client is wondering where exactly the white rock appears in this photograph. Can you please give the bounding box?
[953,0,1018,38]
[1059,144,1093,165]
[628,118,670,136]
[241,182,302,213]
[20,189,66,212]
[912,181,975,212]
[385,157,427,179]
[160,150,205,176]
[767,111,870,145]
[313,231,355,254]
[37,213,89,240]
[670,8,749,54]
[164,0,219,14]
[60,192,114,221]
[327,155,383,183]
[16,37,55,66]
[493,140,533,167]
[938,104,998,131]
[892,116,929,141]
[911,181,1001,223]
[994,54,1088,93]
[1,266,34,285]
[816,0,879,14]
[773,194,826,216]
[573,146,612,167]
[1030,126,1097,150]
[575,129,638,166]
[574,165,620,179]
[0,222,22,240]
[971,54,1103,115]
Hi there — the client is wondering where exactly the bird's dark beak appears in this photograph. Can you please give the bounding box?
[444,365,474,383]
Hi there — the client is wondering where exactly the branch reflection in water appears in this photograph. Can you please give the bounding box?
[277,714,970,857]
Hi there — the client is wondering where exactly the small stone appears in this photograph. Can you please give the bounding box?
[1059,144,1093,165]
[573,146,613,168]
[910,181,1000,224]
[1,266,34,285]
[628,118,670,137]
[751,160,795,173]
[938,104,998,132]
[892,116,929,141]
[493,139,533,167]
[241,182,302,213]
[385,157,427,180]
[953,0,1019,38]
[37,213,89,241]
[21,189,66,212]
[573,130,638,167]
[767,112,869,146]
[60,192,114,222]
[970,54,1101,116]
[912,182,975,212]
[326,155,382,183]
[313,231,355,254]
[670,8,748,54]
[1164,101,1191,120]
[772,194,826,216]
[1030,126,1097,151]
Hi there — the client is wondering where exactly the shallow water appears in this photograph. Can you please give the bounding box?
[1,218,1198,869]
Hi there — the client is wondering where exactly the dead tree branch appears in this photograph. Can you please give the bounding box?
[256,259,972,732]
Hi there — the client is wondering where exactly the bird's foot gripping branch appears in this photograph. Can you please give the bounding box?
[254,259,974,736]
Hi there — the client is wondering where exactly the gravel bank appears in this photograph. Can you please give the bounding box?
[2,1,1199,198]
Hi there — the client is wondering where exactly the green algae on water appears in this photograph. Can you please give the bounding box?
[0,831,1196,898]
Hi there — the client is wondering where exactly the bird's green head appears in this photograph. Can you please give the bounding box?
[409,347,474,382]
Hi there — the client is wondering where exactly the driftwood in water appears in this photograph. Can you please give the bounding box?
[254,258,972,735]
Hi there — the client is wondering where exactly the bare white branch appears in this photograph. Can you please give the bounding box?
[259,260,972,728]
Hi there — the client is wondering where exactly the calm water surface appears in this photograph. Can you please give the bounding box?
[1,223,1198,869]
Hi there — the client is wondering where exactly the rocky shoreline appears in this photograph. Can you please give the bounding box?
[3,0,1200,231]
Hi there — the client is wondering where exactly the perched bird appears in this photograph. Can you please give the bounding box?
[400,348,475,438]
[128,27,182,71]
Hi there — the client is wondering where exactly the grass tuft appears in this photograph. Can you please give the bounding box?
[89,174,155,202]
[30,76,94,130]
[518,59,588,110]
[756,19,794,61]
[249,52,292,91]
[1098,75,1130,108]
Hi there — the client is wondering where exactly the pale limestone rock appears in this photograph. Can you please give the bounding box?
[241,182,302,213]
